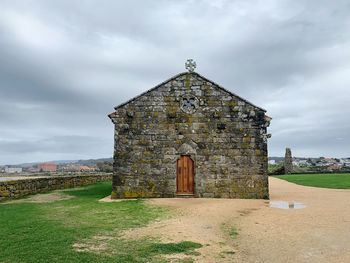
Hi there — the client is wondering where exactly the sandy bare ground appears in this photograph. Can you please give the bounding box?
[0,186,91,204]
[123,177,350,262]
[0,191,73,204]
[236,177,350,263]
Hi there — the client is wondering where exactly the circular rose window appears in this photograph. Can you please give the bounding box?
[180,96,199,114]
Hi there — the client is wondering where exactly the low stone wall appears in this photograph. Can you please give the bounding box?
[0,173,112,199]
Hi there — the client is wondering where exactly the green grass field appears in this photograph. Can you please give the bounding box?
[274,173,350,189]
[0,182,201,263]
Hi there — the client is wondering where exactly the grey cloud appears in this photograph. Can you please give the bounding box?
[0,135,112,164]
[0,0,349,164]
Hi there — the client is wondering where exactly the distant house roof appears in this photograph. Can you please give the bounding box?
[328,165,340,169]
[109,72,266,117]
[324,158,334,162]
[38,163,56,166]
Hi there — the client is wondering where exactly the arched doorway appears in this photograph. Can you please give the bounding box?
[176,155,194,195]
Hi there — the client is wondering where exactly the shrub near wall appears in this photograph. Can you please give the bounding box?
[0,174,112,199]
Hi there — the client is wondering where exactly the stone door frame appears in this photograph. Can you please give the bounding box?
[176,155,194,195]
[174,142,198,196]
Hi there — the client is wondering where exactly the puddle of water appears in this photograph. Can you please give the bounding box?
[269,201,306,210]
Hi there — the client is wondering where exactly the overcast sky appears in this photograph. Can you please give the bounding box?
[1,0,350,165]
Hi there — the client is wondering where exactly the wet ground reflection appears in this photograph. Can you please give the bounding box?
[269,201,306,209]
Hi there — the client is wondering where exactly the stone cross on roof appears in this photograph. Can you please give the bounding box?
[185,59,196,72]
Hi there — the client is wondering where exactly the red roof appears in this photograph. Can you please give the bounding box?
[328,165,340,169]
[324,158,334,161]
[38,163,56,166]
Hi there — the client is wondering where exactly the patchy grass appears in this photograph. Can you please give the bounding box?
[221,222,239,239]
[219,250,236,259]
[147,241,202,254]
[222,250,236,255]
[229,227,239,238]
[274,173,350,189]
[73,236,201,262]
[0,182,201,263]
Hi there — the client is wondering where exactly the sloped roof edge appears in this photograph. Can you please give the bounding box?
[114,72,266,112]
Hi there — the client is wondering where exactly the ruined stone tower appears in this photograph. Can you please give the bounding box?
[284,148,293,174]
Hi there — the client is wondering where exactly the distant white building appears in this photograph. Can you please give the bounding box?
[268,160,276,165]
[340,158,350,167]
[316,162,328,167]
[292,161,299,166]
[292,159,311,167]
[4,166,22,173]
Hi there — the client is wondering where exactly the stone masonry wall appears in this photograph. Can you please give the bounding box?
[0,174,112,199]
[109,72,270,199]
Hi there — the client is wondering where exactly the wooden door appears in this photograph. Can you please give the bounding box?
[177,156,194,195]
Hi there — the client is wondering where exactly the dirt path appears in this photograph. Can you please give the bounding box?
[127,177,350,262]
[0,186,91,204]
[0,191,74,204]
[237,177,350,263]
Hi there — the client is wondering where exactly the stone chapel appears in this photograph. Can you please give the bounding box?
[108,60,271,199]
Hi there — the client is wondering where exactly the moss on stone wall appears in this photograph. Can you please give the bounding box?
[110,72,270,199]
[0,174,112,199]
